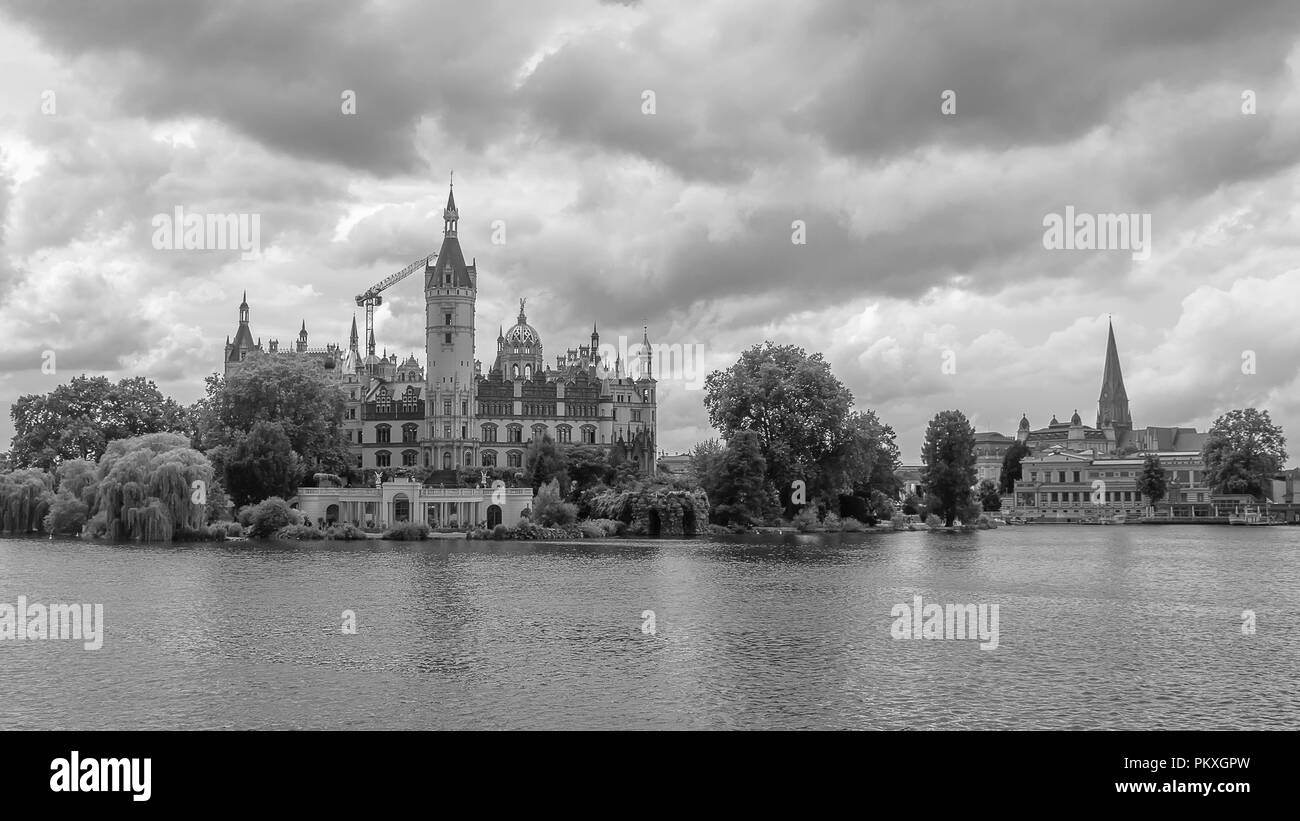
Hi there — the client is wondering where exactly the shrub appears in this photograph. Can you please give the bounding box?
[382,522,431,541]
[275,524,324,540]
[206,523,228,540]
[925,514,944,530]
[246,497,297,538]
[792,506,821,532]
[512,521,541,540]
[578,522,605,538]
[532,479,578,526]
[85,511,108,539]
[324,523,365,540]
[585,518,623,536]
[890,513,908,531]
[841,516,867,532]
[223,521,244,537]
[822,511,842,532]
[491,523,510,540]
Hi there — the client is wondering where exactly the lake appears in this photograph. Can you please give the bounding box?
[1,526,1296,729]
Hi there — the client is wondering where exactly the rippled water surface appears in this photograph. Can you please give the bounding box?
[2,527,1297,729]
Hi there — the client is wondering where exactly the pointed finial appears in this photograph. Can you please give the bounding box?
[450,169,453,188]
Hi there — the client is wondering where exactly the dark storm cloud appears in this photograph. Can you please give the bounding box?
[796,0,1300,158]
[0,0,541,176]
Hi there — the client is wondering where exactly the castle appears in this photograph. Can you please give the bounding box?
[222,183,658,489]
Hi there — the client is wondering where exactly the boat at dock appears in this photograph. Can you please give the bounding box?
[1227,507,1283,526]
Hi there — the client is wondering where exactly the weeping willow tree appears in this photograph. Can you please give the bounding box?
[589,484,710,536]
[0,469,55,533]
[91,433,213,542]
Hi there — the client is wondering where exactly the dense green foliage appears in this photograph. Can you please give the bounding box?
[1136,454,1168,505]
[999,441,1032,493]
[9,376,190,470]
[1202,408,1288,499]
[920,410,978,527]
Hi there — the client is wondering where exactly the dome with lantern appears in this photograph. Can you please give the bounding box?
[503,299,542,350]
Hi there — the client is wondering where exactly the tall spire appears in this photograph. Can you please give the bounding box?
[443,174,459,236]
[238,291,249,324]
[349,315,359,351]
[1096,318,1132,429]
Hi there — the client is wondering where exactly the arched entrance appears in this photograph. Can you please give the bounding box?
[682,507,696,536]
[325,504,339,524]
[426,504,438,526]
[393,494,410,522]
[486,505,502,528]
[647,509,661,536]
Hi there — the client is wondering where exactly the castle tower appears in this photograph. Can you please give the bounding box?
[296,320,308,353]
[223,291,260,375]
[425,179,478,470]
[1096,319,1132,431]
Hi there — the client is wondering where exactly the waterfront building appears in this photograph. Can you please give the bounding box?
[977,320,1212,516]
[295,476,533,530]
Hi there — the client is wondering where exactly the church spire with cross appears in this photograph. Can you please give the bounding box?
[1096,317,1132,430]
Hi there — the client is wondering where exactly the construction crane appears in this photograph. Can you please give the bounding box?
[355,252,437,361]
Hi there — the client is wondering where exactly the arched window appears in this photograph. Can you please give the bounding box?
[402,450,418,466]
[532,424,547,441]
[507,451,523,468]
[481,424,497,443]
[507,424,522,443]
[376,450,391,468]
[376,424,391,444]
[581,426,596,444]
[464,451,473,465]
[402,424,418,443]
[443,451,452,470]
[557,425,572,444]
[524,364,532,379]
[482,451,497,467]
[512,364,520,378]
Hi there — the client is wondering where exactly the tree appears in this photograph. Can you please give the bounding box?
[977,479,1002,511]
[524,435,569,492]
[704,342,854,504]
[0,468,55,533]
[9,375,190,470]
[56,458,99,506]
[1202,408,1288,499]
[91,432,213,541]
[564,445,614,492]
[44,491,89,535]
[999,441,1032,494]
[1135,454,1167,506]
[531,479,578,526]
[698,430,774,527]
[920,410,978,527]
[195,356,349,478]
[223,421,299,507]
[828,409,902,500]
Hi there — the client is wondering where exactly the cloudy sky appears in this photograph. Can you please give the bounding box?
[2,0,1300,466]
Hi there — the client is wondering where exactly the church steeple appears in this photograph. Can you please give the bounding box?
[349,314,359,352]
[1096,318,1132,430]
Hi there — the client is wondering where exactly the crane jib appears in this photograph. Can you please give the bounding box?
[355,253,438,302]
